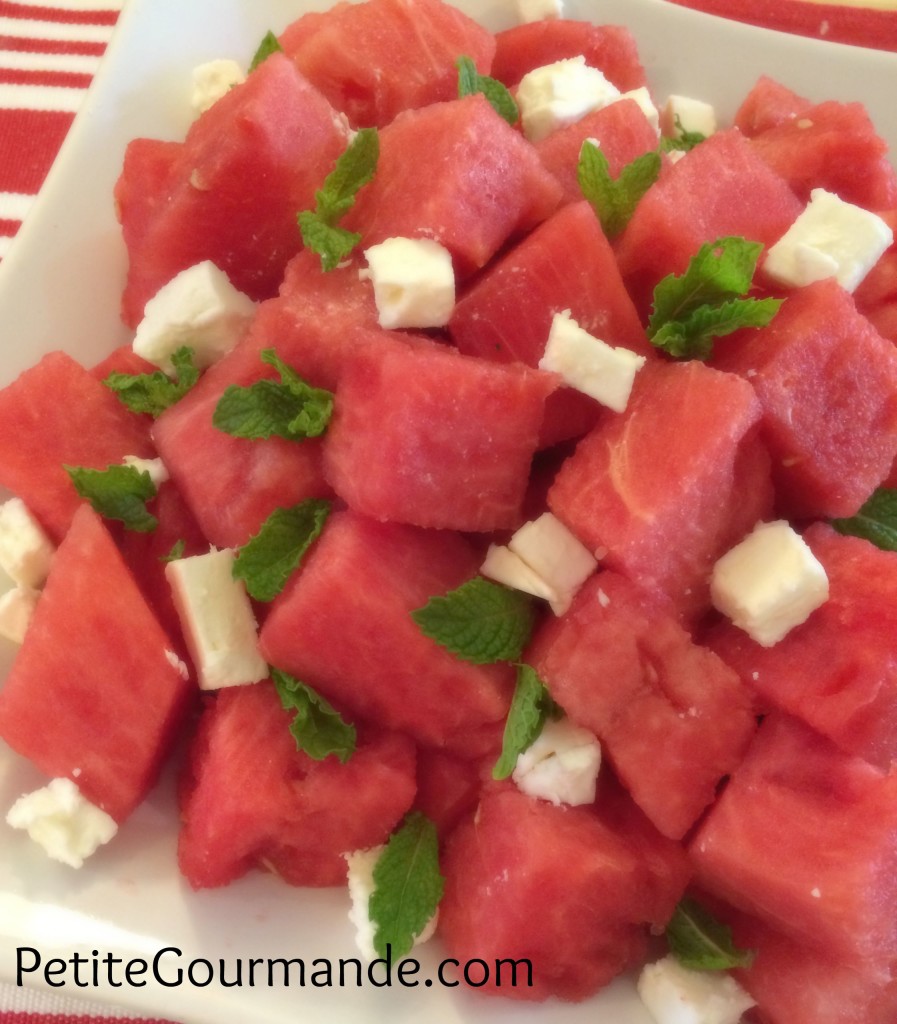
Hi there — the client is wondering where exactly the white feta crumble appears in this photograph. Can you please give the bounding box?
[596,587,610,608]
[344,846,437,962]
[164,648,190,682]
[811,887,822,899]
[539,309,646,414]
[638,956,755,1024]
[191,58,246,115]
[361,237,455,329]
[663,94,718,139]
[764,188,893,293]
[133,260,256,374]
[122,455,169,489]
[0,497,55,589]
[165,548,267,690]
[710,520,829,647]
[508,512,597,615]
[516,56,621,142]
[481,544,559,604]
[517,0,563,22]
[513,718,601,806]
[6,778,118,869]
[0,586,39,644]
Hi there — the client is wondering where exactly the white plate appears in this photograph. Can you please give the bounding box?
[0,1,894,1021]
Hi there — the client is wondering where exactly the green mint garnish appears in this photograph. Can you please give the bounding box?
[65,464,158,533]
[832,487,897,552]
[412,577,537,665]
[233,499,331,602]
[578,141,661,239]
[297,128,379,271]
[104,346,200,417]
[456,55,518,126]
[213,348,333,441]
[648,236,782,360]
[666,898,756,971]
[160,538,186,563]
[369,812,444,960]
[249,30,283,73]
[660,115,707,153]
[493,664,562,780]
[271,669,356,763]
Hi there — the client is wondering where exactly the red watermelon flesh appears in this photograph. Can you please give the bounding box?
[178,681,417,889]
[278,0,495,129]
[259,509,514,758]
[548,360,771,621]
[615,129,803,316]
[690,712,897,967]
[747,99,897,210]
[322,335,555,532]
[0,351,154,542]
[711,279,897,520]
[491,20,646,92]
[344,94,562,279]
[152,318,333,550]
[90,344,158,383]
[116,53,350,328]
[528,573,756,840]
[438,782,688,1001]
[707,523,897,771]
[535,99,660,206]
[0,505,192,822]
[412,746,481,840]
[733,75,812,136]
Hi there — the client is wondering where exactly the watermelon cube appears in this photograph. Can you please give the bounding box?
[528,573,756,839]
[258,510,514,758]
[438,781,688,1001]
[690,712,897,967]
[412,746,481,840]
[0,351,154,542]
[115,53,350,327]
[278,0,495,129]
[344,94,562,279]
[178,680,417,888]
[733,75,812,136]
[0,505,193,822]
[712,279,897,519]
[548,360,772,621]
[322,336,555,532]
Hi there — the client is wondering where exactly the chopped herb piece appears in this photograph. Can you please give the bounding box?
[660,115,707,153]
[578,141,661,239]
[271,668,356,763]
[832,487,897,551]
[160,538,186,563]
[66,464,158,533]
[493,664,562,780]
[666,898,756,971]
[249,30,283,73]
[456,55,519,125]
[104,346,200,417]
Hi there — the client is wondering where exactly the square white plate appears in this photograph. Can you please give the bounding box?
[0,1,894,1021]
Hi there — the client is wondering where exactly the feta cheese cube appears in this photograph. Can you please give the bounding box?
[638,956,755,1024]
[516,56,621,142]
[619,86,661,134]
[122,455,169,489]
[710,520,829,647]
[191,58,246,115]
[662,94,718,139]
[764,188,893,293]
[6,777,118,869]
[133,261,256,374]
[361,237,455,329]
[513,718,601,806]
[508,512,597,615]
[165,548,267,689]
[539,309,646,414]
[517,0,563,22]
[0,586,39,644]
[0,497,55,589]
[481,544,559,604]
[344,846,437,962]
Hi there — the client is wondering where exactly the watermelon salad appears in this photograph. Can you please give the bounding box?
[1,0,897,1021]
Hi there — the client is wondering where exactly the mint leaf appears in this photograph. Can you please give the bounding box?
[271,668,356,763]
[666,898,756,971]
[104,346,199,416]
[456,55,518,126]
[493,664,562,780]
[369,812,444,960]
[578,141,661,239]
[213,348,333,440]
[412,577,536,665]
[660,115,707,153]
[648,237,780,359]
[233,499,331,602]
[160,538,186,563]
[65,464,158,533]
[832,488,897,551]
[297,128,379,271]
[249,30,283,73]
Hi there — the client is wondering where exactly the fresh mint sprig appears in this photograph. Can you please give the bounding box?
[66,464,158,533]
[832,487,897,552]
[271,668,356,763]
[249,30,284,73]
[660,115,707,153]
[666,898,756,971]
[493,664,562,780]
[578,141,661,239]
[456,55,518,125]
[104,346,200,417]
